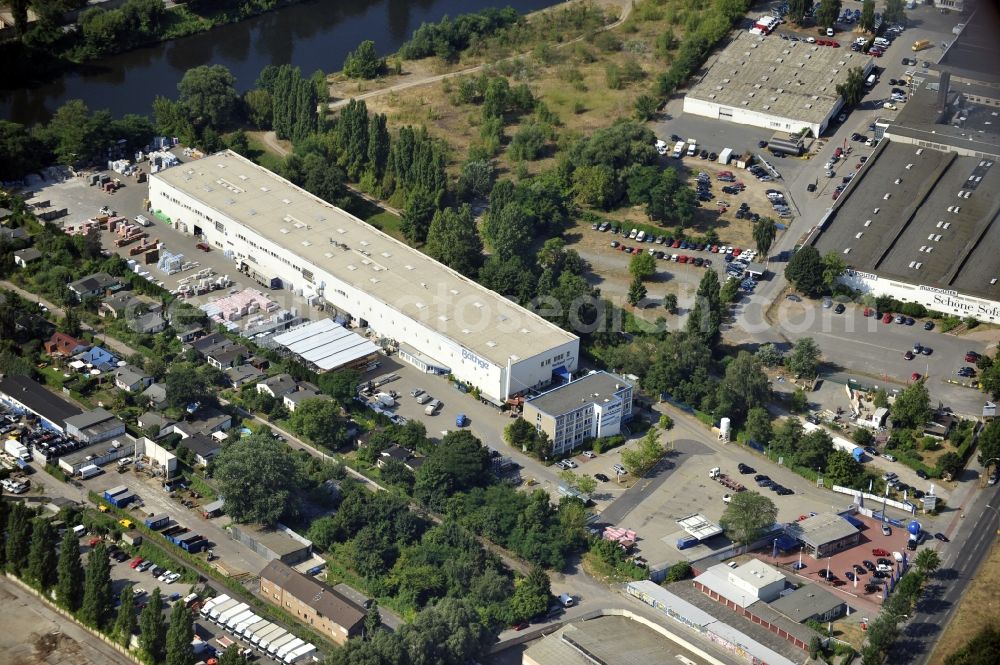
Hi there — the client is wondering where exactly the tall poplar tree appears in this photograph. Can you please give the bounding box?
[27,517,57,590]
[5,502,32,573]
[80,541,113,627]
[139,588,167,664]
[113,585,138,646]
[165,601,196,665]
[55,528,84,611]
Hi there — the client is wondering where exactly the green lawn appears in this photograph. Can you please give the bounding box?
[365,210,404,240]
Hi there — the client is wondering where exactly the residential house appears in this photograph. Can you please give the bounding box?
[13,248,42,267]
[173,407,232,438]
[283,388,332,412]
[174,322,203,344]
[45,332,89,357]
[224,364,265,389]
[0,227,26,241]
[189,331,231,356]
[137,411,175,438]
[376,444,424,472]
[67,272,120,301]
[75,346,118,372]
[99,292,142,319]
[179,432,221,466]
[256,374,297,399]
[114,365,153,393]
[258,559,365,645]
[131,311,167,335]
[141,382,168,410]
[64,408,126,444]
[206,344,248,370]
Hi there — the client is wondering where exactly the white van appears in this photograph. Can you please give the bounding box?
[865,73,877,87]
[559,593,575,608]
[135,214,152,227]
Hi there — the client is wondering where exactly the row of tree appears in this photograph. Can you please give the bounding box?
[0,502,228,665]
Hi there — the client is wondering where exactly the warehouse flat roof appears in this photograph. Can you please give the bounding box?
[686,30,872,125]
[0,375,83,424]
[272,318,379,371]
[812,141,1000,301]
[887,72,1000,155]
[153,151,577,367]
[525,371,630,416]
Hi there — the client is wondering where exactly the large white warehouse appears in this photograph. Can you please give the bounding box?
[149,150,579,404]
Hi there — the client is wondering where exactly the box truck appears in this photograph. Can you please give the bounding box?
[4,439,30,461]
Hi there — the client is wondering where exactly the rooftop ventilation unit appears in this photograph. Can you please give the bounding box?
[909,261,916,268]
[856,232,864,238]
[915,263,922,269]
[954,206,961,213]
[864,220,872,227]
[873,208,880,214]
[943,222,950,229]
[916,148,923,155]
[958,191,966,197]
[883,193,891,200]
[894,178,901,184]
[906,164,913,169]
[843,248,851,254]
[963,191,971,199]
[936,221,944,228]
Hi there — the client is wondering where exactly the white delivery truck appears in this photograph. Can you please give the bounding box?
[222,608,254,630]
[4,439,30,461]
[214,601,248,624]
[206,597,237,621]
[259,628,288,652]
[267,633,298,657]
[672,141,685,158]
[229,611,259,632]
[243,619,270,639]
[686,139,697,156]
[199,594,230,618]
[285,644,317,664]
[252,623,283,646]
[78,464,102,479]
[276,638,305,662]
[718,148,733,165]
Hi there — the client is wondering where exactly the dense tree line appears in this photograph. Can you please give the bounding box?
[657,0,752,96]
[255,65,319,142]
[397,7,521,61]
[78,0,166,57]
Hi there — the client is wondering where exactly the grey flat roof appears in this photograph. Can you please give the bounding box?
[887,72,1000,155]
[939,2,1000,78]
[770,584,846,623]
[233,524,310,556]
[685,30,872,124]
[523,615,714,665]
[62,435,135,466]
[65,408,116,429]
[525,371,630,416]
[785,513,859,548]
[152,151,577,367]
[812,141,1000,302]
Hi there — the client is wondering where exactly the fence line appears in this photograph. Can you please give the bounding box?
[4,573,143,665]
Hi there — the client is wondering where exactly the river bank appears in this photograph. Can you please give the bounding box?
[1,0,555,125]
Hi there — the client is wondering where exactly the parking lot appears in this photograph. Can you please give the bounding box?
[78,465,272,576]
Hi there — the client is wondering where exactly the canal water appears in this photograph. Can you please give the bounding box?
[1,0,553,124]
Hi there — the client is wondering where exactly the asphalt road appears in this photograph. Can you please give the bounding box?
[888,480,1000,664]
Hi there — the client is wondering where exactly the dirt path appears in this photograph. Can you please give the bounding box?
[327,0,634,112]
